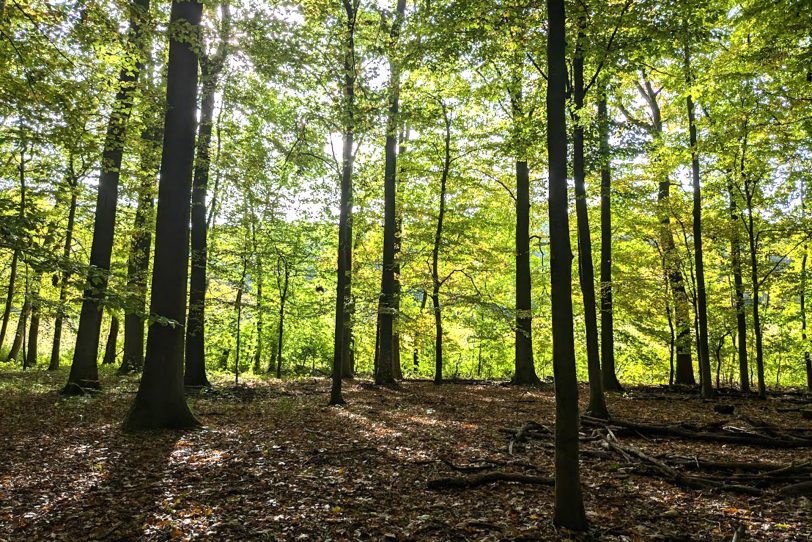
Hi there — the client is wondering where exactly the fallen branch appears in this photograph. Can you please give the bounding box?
[582,416,812,448]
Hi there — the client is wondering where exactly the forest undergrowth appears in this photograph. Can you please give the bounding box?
[0,370,810,541]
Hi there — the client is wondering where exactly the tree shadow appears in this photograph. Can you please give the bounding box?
[30,429,183,541]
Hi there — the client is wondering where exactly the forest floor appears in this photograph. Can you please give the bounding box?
[0,370,810,541]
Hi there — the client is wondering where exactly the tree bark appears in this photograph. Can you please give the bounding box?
[727,176,748,392]
[804,236,812,392]
[102,315,119,365]
[573,20,608,418]
[514,159,539,385]
[432,102,452,385]
[234,259,246,385]
[276,256,289,379]
[547,0,587,530]
[65,0,151,394]
[375,0,406,386]
[123,0,203,431]
[331,0,357,404]
[685,61,714,398]
[598,90,622,392]
[0,249,18,351]
[185,0,230,387]
[7,296,29,363]
[50,181,78,370]
[24,274,40,368]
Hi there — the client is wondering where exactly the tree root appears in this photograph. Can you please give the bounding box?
[427,471,554,490]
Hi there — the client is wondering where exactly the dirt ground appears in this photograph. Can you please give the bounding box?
[0,370,810,541]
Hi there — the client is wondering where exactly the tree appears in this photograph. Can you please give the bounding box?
[330,0,360,405]
[185,0,231,387]
[547,0,587,530]
[123,0,203,431]
[375,0,407,386]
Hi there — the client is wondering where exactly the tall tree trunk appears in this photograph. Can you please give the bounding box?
[65,0,150,393]
[727,176,748,391]
[432,103,452,385]
[251,220,264,374]
[573,20,608,418]
[2,146,28,352]
[185,0,230,387]
[24,274,40,368]
[234,259,246,385]
[640,79,695,385]
[121,124,160,374]
[50,183,78,370]
[392,128,405,380]
[547,0,587,530]
[331,0,357,404]
[123,0,203,431]
[745,188,766,398]
[375,0,406,386]
[102,315,119,365]
[514,158,539,385]
[0,249,18,350]
[510,68,539,386]
[803,241,812,391]
[685,68,714,398]
[7,296,29,363]
[598,90,622,392]
[276,257,289,379]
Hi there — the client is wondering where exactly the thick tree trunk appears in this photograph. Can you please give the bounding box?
[102,316,119,365]
[50,187,78,370]
[331,0,356,404]
[432,104,451,385]
[685,80,714,399]
[547,0,587,530]
[121,125,159,375]
[65,0,150,394]
[727,177,748,392]
[573,23,608,418]
[598,91,622,392]
[123,0,203,431]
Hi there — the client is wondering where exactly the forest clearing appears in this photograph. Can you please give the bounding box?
[0,372,810,541]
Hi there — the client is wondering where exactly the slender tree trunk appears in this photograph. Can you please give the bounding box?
[65,0,150,394]
[2,146,27,353]
[375,0,406,386]
[432,103,451,385]
[185,1,230,387]
[0,249,18,350]
[685,75,714,398]
[641,80,695,385]
[50,186,78,370]
[7,297,29,363]
[234,260,246,385]
[123,0,203,431]
[727,176,748,391]
[331,0,356,404]
[514,158,539,385]
[803,242,812,392]
[598,91,622,392]
[251,221,264,374]
[121,124,159,374]
[746,193,766,398]
[102,316,119,365]
[276,258,289,379]
[547,0,587,530]
[573,21,608,418]
[24,275,40,368]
